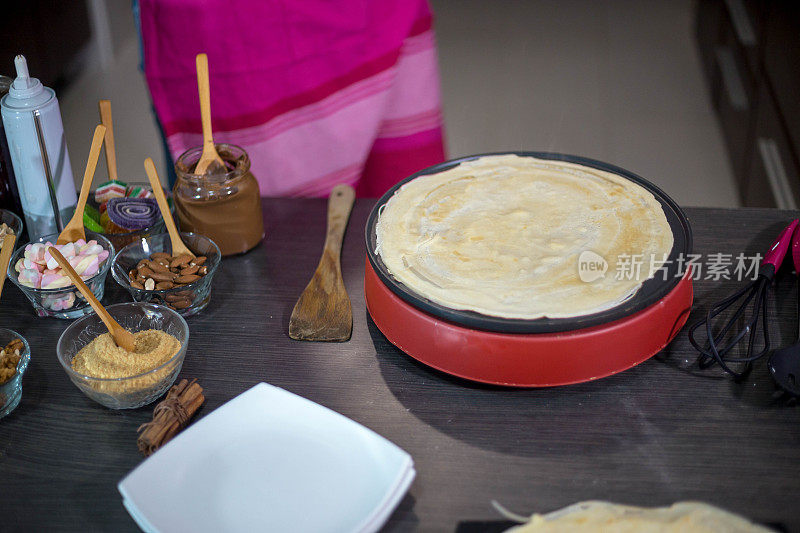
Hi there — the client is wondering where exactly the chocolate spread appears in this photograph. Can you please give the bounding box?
[173,145,264,256]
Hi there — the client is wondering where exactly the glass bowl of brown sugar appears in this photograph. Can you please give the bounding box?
[56,302,189,409]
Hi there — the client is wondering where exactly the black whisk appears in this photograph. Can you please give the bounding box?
[688,219,799,379]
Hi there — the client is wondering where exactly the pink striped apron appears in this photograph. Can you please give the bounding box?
[137,0,446,197]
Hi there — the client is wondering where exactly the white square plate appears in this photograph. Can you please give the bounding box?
[119,383,415,533]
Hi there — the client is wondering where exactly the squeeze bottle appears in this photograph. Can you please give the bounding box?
[0,55,77,240]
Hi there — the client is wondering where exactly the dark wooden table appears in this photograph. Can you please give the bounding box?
[2,200,800,532]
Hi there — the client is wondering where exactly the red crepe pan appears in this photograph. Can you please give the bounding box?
[364,152,693,387]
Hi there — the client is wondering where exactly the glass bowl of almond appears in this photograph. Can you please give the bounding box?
[111,232,221,316]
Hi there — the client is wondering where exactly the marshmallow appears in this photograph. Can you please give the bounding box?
[41,274,71,289]
[24,243,46,263]
[17,269,42,288]
[70,255,99,277]
[44,250,59,271]
[43,292,76,311]
[16,239,109,298]
[83,244,104,256]
[22,258,44,272]
[60,242,77,258]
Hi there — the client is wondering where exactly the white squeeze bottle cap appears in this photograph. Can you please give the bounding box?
[9,55,44,100]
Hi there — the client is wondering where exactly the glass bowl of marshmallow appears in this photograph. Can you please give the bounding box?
[7,231,115,319]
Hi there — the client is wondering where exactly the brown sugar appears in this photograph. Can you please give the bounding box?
[71,330,181,379]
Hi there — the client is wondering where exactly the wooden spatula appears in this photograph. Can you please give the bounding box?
[193,53,226,176]
[143,157,195,258]
[0,234,17,301]
[98,100,119,182]
[48,246,135,351]
[57,124,106,244]
[289,184,355,341]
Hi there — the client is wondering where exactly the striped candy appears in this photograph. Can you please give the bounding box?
[95,180,127,204]
[106,197,160,231]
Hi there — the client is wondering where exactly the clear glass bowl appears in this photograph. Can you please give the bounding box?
[0,209,23,247]
[56,302,189,409]
[88,182,174,251]
[111,232,221,317]
[7,231,115,319]
[0,329,30,419]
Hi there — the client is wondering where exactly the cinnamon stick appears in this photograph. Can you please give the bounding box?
[137,378,205,456]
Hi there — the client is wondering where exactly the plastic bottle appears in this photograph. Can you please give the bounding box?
[0,55,76,240]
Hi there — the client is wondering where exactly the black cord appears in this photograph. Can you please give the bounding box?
[687,276,771,379]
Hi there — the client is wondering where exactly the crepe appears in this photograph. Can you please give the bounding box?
[503,501,772,532]
[375,154,674,319]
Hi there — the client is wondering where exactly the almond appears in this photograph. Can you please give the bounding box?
[149,261,170,273]
[180,264,199,276]
[175,274,200,284]
[154,271,178,282]
[171,298,192,309]
[170,254,193,269]
[156,281,174,290]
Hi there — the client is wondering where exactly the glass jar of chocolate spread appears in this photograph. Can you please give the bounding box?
[173,143,264,256]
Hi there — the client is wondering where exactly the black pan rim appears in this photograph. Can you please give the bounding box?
[365,151,693,334]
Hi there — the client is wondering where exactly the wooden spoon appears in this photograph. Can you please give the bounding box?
[98,100,119,182]
[48,246,135,351]
[0,234,17,301]
[57,124,106,244]
[289,184,355,341]
[193,53,225,176]
[143,157,195,258]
